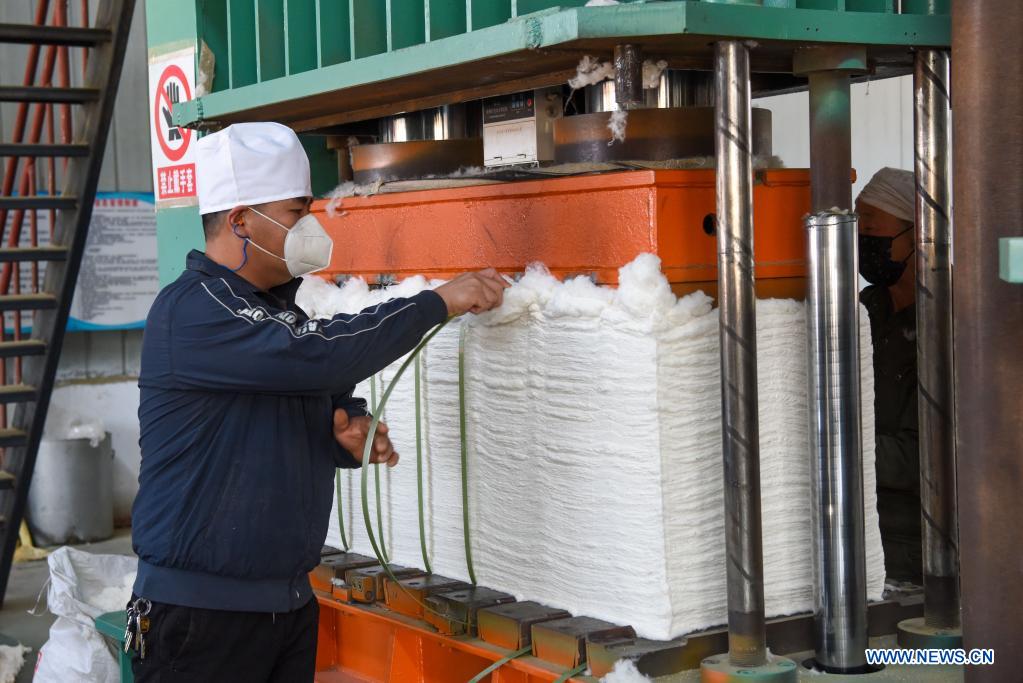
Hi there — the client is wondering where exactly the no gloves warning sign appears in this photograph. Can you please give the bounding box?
[148,47,197,207]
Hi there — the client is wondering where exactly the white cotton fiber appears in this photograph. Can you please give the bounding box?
[569,55,615,90]
[601,660,651,683]
[607,110,628,145]
[0,645,30,683]
[642,59,669,89]
[298,254,886,641]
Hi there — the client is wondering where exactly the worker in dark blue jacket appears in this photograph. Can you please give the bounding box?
[129,122,508,682]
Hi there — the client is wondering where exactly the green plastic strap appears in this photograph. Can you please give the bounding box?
[361,321,467,625]
[458,323,477,586]
[414,352,432,574]
[370,374,388,562]
[334,470,349,551]
[553,663,588,683]
[467,646,533,683]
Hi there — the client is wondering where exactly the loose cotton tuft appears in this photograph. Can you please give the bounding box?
[642,59,669,89]
[569,55,616,90]
[607,110,628,145]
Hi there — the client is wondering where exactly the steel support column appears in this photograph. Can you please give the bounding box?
[804,213,870,673]
[794,46,866,212]
[793,45,869,673]
[713,39,765,669]
[613,43,643,110]
[808,71,852,211]
[912,48,960,633]
[951,1,1023,680]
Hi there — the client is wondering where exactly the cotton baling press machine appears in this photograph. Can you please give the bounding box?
[148,1,1023,681]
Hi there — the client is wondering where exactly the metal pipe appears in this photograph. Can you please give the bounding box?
[912,48,959,631]
[807,71,852,211]
[713,39,766,668]
[805,212,869,673]
[379,103,476,142]
[584,70,715,113]
[952,1,1023,680]
[613,43,643,110]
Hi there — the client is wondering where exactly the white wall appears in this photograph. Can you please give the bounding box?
[755,75,914,198]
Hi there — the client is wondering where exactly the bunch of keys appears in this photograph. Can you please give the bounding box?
[124,597,152,660]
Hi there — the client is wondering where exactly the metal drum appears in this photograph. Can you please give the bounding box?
[27,433,114,545]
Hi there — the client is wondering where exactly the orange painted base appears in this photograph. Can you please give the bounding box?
[313,169,810,288]
[314,592,584,683]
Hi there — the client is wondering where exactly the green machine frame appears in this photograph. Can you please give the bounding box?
[147,0,950,285]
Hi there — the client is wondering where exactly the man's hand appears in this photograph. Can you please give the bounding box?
[434,268,510,317]
[334,410,398,467]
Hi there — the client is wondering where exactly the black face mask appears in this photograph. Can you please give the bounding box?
[858,227,913,287]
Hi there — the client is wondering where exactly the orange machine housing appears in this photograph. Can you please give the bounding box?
[313,168,810,299]
[309,169,813,682]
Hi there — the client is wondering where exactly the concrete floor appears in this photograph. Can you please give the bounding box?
[0,528,134,683]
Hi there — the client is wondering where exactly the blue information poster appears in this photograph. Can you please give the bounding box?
[67,192,158,331]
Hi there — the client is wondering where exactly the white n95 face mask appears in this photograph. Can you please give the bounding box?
[245,207,334,277]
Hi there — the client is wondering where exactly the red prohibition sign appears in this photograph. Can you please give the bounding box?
[154,64,192,162]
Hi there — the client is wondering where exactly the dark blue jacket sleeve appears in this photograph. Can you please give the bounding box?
[170,277,448,394]
[332,387,369,418]
[331,387,369,469]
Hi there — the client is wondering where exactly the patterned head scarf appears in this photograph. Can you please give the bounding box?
[856,167,916,223]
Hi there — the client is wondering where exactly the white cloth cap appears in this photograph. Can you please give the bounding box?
[196,122,312,215]
[856,167,916,223]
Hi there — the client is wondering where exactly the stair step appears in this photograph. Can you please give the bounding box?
[0,246,68,263]
[0,196,76,211]
[0,340,46,358]
[0,429,27,448]
[0,293,57,312]
[0,86,100,104]
[0,23,111,47]
[0,472,14,490]
[0,143,89,158]
[0,385,37,404]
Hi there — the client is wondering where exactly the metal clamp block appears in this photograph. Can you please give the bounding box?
[424,586,516,636]
[309,552,378,593]
[531,616,635,668]
[477,601,570,650]
[383,574,471,619]
[345,565,423,604]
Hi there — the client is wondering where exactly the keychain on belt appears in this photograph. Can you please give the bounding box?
[124,597,152,660]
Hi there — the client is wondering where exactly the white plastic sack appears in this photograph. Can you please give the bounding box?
[34,547,137,683]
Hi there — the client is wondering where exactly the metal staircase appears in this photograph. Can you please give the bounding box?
[0,0,135,605]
